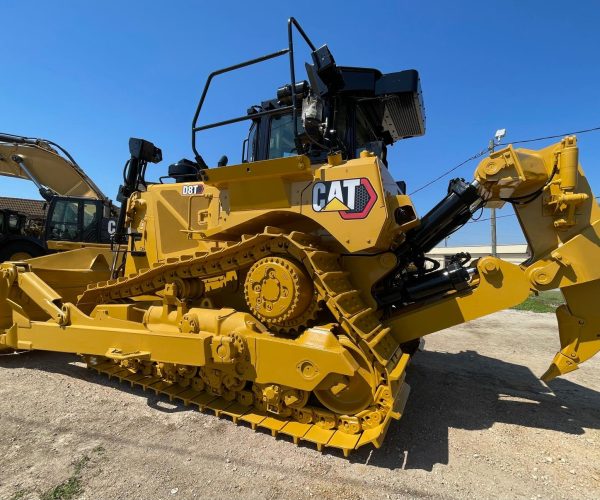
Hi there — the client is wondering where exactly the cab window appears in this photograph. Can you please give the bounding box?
[268,114,303,159]
[46,199,102,242]
[48,200,80,241]
[81,201,101,242]
[245,121,258,163]
[8,214,20,231]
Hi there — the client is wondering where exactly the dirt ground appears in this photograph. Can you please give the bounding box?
[0,309,598,500]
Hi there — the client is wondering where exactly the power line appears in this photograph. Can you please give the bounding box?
[497,125,600,147]
[467,213,515,224]
[410,124,600,196]
[409,150,487,195]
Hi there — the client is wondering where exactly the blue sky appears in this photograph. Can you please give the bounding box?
[2,1,599,245]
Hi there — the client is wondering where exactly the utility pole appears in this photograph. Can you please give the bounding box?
[488,129,506,258]
[490,207,497,257]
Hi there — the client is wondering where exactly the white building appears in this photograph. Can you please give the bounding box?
[427,244,530,268]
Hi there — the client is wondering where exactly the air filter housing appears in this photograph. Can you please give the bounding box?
[337,67,426,144]
[375,70,426,140]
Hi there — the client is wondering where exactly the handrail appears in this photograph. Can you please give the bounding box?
[191,17,319,167]
[287,17,316,151]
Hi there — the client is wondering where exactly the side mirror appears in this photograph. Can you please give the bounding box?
[129,138,162,163]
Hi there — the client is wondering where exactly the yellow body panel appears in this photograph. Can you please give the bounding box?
[123,153,412,278]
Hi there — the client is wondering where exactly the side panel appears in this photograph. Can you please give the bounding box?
[131,155,412,265]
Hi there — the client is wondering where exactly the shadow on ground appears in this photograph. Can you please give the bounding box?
[1,348,598,471]
[355,349,600,470]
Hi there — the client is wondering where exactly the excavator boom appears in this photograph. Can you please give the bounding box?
[0,133,108,201]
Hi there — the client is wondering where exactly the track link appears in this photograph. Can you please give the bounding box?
[89,359,411,456]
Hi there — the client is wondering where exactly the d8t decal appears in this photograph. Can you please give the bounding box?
[181,184,204,195]
[312,178,377,219]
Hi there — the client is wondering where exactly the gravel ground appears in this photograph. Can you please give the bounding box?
[0,309,598,500]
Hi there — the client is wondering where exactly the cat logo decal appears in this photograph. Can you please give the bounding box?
[312,178,377,219]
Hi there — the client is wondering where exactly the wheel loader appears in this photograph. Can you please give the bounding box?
[0,18,598,456]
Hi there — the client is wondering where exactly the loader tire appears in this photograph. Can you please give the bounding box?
[0,240,45,262]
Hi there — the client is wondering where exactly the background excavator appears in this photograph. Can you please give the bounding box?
[0,133,117,261]
[0,18,598,455]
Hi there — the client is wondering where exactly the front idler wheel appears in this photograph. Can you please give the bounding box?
[314,337,376,415]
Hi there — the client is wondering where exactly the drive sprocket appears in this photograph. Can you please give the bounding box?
[244,256,319,333]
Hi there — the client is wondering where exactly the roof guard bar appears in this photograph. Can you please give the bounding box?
[191,17,318,167]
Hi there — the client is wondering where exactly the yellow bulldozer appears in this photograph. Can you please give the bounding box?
[1,19,598,455]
